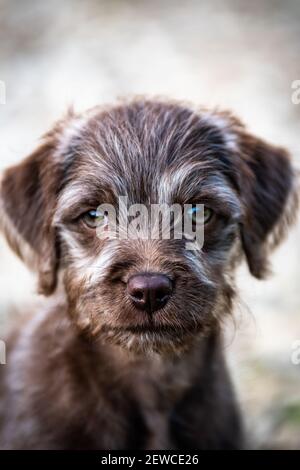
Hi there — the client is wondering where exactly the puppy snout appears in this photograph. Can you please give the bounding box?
[127,273,173,313]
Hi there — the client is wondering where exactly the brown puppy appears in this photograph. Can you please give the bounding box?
[0,99,298,449]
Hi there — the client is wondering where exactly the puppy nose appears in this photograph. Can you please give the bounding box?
[127,273,173,313]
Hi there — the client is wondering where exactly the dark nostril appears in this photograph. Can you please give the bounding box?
[127,273,173,313]
[132,290,144,301]
[156,289,167,301]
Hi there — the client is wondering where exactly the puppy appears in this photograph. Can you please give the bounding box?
[0,99,298,449]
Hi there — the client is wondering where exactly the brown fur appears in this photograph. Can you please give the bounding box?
[0,99,298,449]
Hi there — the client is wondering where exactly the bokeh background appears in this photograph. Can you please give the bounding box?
[0,0,299,449]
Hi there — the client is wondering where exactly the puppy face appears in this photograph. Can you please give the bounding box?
[0,100,298,354]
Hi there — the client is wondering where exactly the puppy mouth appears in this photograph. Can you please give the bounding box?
[105,322,201,337]
[100,322,203,355]
[124,324,182,334]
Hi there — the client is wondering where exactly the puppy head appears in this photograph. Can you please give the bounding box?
[1,100,298,354]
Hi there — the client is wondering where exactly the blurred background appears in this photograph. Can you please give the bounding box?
[0,0,299,449]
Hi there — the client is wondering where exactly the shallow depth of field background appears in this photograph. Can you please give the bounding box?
[0,0,299,449]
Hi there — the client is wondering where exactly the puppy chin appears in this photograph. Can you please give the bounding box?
[97,323,204,357]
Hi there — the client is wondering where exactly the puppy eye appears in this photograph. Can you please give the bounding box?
[187,205,214,225]
[82,209,108,229]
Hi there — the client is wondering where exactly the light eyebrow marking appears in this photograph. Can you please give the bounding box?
[55,183,88,222]
[159,170,242,219]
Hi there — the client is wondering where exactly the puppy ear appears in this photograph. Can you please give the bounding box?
[237,130,298,279]
[0,116,73,295]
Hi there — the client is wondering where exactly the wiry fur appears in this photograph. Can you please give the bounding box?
[0,98,298,449]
